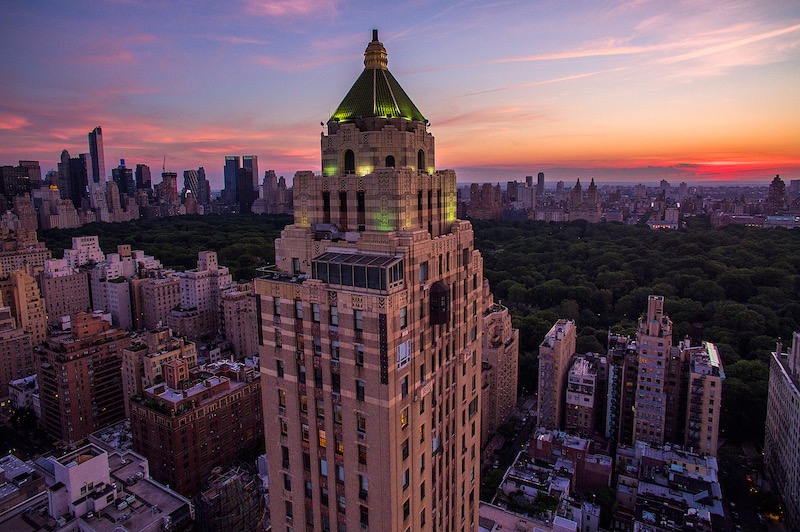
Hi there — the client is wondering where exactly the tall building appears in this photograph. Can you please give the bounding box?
[242,155,259,193]
[2,269,47,346]
[121,327,197,416]
[682,341,724,455]
[18,160,41,185]
[63,235,104,268]
[256,31,484,531]
[0,227,51,276]
[170,251,232,339]
[480,282,519,446]
[135,163,152,191]
[88,126,106,183]
[0,306,33,397]
[223,156,240,205]
[221,283,258,359]
[537,319,576,430]
[160,172,179,206]
[765,332,800,531]
[140,276,181,330]
[57,150,89,209]
[565,358,597,436]
[130,359,262,496]
[37,258,91,326]
[37,312,130,443]
[536,172,545,200]
[111,159,135,200]
[633,295,673,446]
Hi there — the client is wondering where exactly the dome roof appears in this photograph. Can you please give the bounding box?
[329,30,426,124]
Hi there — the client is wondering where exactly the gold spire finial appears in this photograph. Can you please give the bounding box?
[364,29,388,70]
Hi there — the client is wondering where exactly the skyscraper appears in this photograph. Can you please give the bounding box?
[536,172,545,200]
[537,319,576,430]
[765,332,800,531]
[111,159,135,202]
[633,295,673,446]
[57,149,89,209]
[223,156,240,205]
[242,155,259,195]
[88,126,106,184]
[256,30,484,531]
[135,163,152,191]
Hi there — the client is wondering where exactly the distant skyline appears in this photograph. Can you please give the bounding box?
[1,1,799,189]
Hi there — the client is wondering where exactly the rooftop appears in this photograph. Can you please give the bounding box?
[330,31,425,124]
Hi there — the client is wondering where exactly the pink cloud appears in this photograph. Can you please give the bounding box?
[0,114,30,130]
[243,0,338,17]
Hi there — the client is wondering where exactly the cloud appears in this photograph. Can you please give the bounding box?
[0,114,31,130]
[658,23,800,65]
[243,0,338,17]
[208,35,270,46]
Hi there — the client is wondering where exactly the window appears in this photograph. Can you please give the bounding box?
[401,375,409,398]
[281,446,290,468]
[284,473,292,491]
[397,340,411,369]
[403,498,410,520]
[273,297,281,316]
[335,435,344,455]
[334,405,343,424]
[402,469,409,490]
[356,346,364,367]
[300,395,308,413]
[401,407,409,429]
[354,310,363,331]
[278,389,286,406]
[285,501,293,519]
[295,300,303,319]
[302,424,309,442]
[312,303,320,323]
[400,306,408,328]
[360,506,369,527]
[332,341,340,360]
[356,380,365,401]
[292,257,301,274]
[332,372,341,393]
[358,444,367,465]
[402,438,409,460]
[320,459,328,477]
[330,306,339,327]
[419,261,428,283]
[303,452,311,471]
[280,418,288,436]
[319,429,327,448]
[276,360,284,379]
[357,413,367,433]
[344,149,355,174]
[337,465,345,483]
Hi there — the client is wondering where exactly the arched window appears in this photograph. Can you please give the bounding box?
[385,155,395,168]
[417,150,426,174]
[344,150,355,175]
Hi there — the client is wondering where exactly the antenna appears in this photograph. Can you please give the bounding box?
[162,155,166,173]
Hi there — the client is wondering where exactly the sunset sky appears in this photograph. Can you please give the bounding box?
[1,0,799,188]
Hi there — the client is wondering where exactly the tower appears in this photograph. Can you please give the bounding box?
[242,155,259,195]
[223,156,240,205]
[633,295,673,445]
[88,126,105,184]
[536,319,576,430]
[257,30,482,531]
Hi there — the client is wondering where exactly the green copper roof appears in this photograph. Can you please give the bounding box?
[330,33,426,124]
